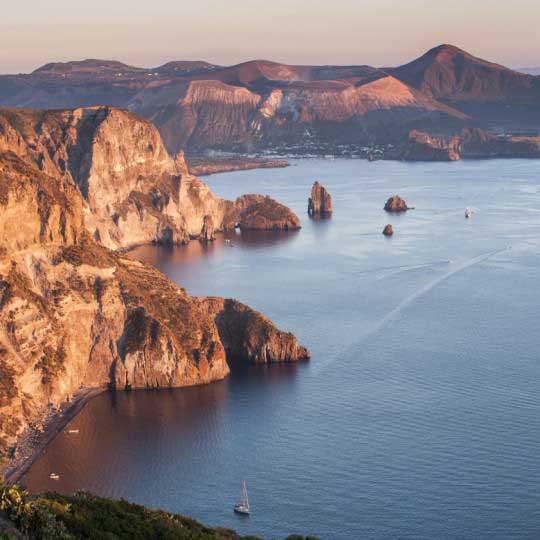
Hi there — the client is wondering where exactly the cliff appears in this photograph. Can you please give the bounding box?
[0,144,308,463]
[0,107,300,251]
[198,298,309,364]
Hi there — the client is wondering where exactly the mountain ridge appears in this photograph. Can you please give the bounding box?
[1,44,539,156]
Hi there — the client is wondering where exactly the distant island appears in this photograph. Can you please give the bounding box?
[1,44,539,161]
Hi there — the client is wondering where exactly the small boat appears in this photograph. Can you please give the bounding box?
[234,480,250,515]
[465,208,473,218]
[68,429,79,434]
[49,473,60,480]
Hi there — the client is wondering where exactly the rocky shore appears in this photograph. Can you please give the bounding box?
[0,107,308,474]
[1,388,106,484]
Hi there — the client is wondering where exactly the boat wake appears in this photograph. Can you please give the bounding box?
[361,246,509,342]
[354,259,452,276]
[311,247,511,373]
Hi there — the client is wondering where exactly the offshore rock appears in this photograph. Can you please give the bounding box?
[382,224,394,236]
[308,181,333,216]
[384,195,409,213]
[231,194,301,231]
[199,215,216,242]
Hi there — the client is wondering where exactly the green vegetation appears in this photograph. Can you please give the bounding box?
[35,346,66,382]
[0,484,319,540]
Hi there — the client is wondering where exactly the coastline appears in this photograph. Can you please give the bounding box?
[2,387,106,485]
[186,155,289,176]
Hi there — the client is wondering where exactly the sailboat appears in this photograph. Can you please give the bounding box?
[234,480,250,515]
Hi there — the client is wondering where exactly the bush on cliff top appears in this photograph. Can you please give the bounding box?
[0,484,320,540]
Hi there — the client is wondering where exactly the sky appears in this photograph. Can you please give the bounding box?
[1,0,539,73]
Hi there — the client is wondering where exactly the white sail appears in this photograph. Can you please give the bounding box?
[243,481,249,509]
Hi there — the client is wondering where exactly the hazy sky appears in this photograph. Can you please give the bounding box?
[2,0,539,73]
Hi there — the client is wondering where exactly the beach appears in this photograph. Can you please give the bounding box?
[2,387,106,484]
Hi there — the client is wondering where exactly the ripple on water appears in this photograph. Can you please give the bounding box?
[23,159,540,540]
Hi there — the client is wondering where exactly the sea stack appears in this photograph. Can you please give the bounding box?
[384,195,409,213]
[199,214,216,242]
[308,181,333,216]
[382,224,394,236]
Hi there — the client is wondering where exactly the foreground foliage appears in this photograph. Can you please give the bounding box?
[0,484,319,540]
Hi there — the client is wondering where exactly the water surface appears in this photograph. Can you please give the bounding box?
[24,159,540,540]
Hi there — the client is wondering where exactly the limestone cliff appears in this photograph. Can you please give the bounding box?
[0,107,300,251]
[0,151,309,461]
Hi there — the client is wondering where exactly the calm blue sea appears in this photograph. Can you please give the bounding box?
[24,159,540,540]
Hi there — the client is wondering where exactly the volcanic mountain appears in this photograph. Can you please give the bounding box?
[388,44,540,103]
[1,45,540,154]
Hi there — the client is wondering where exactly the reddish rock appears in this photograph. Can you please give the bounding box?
[230,194,301,231]
[199,214,215,242]
[396,130,461,161]
[0,148,307,461]
[308,181,333,216]
[198,298,310,364]
[382,224,394,236]
[393,128,540,161]
[384,195,409,213]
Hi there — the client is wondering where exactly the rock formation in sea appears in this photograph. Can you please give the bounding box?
[233,194,301,230]
[382,224,394,236]
[384,195,409,213]
[0,108,308,463]
[199,214,216,242]
[308,181,333,217]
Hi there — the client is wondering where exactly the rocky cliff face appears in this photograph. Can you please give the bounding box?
[198,298,309,364]
[139,75,466,154]
[0,107,300,250]
[0,144,308,461]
